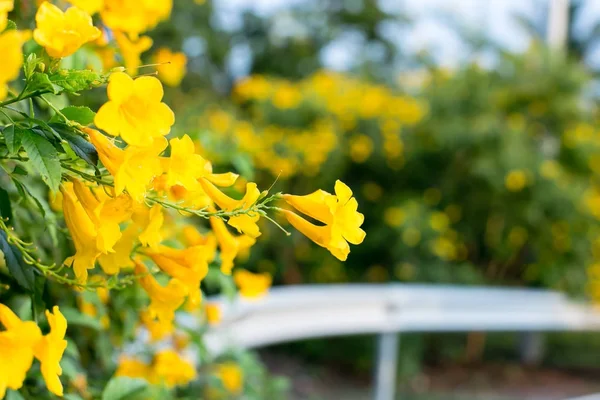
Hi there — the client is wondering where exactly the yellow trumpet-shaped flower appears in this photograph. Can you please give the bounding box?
[216,362,243,395]
[233,270,272,299]
[0,304,42,398]
[146,245,209,302]
[114,31,153,76]
[72,179,132,254]
[283,180,365,261]
[209,215,256,275]
[200,179,262,238]
[152,350,196,388]
[154,47,187,87]
[204,303,221,325]
[97,224,137,274]
[161,134,211,190]
[115,356,152,381]
[66,0,104,15]
[135,260,187,323]
[0,29,28,100]
[85,128,166,201]
[0,0,14,32]
[34,306,68,397]
[33,2,101,58]
[140,310,174,342]
[135,204,164,249]
[101,0,172,38]
[94,72,174,147]
[61,183,101,282]
[181,226,217,262]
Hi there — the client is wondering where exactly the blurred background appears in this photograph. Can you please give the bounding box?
[138,0,600,398]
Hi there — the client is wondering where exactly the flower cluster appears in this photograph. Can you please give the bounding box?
[198,71,427,177]
[0,1,365,397]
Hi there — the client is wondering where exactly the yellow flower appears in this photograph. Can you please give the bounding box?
[86,128,166,201]
[97,224,137,274]
[161,135,210,190]
[200,179,262,238]
[136,204,164,248]
[283,180,365,261]
[0,304,42,398]
[152,350,196,388]
[0,0,14,32]
[114,31,153,76]
[0,29,27,100]
[233,270,272,298]
[209,215,256,275]
[66,0,104,14]
[115,356,152,380]
[182,226,217,262]
[135,260,187,323]
[33,2,101,58]
[154,47,187,87]
[205,303,221,325]
[61,183,101,282]
[34,306,68,397]
[216,362,243,394]
[140,310,174,341]
[101,0,172,38]
[94,72,174,147]
[72,179,132,253]
[505,169,529,192]
[146,245,209,302]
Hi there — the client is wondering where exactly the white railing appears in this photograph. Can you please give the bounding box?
[189,284,600,400]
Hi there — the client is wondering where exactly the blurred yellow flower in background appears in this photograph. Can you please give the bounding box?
[233,270,272,298]
[154,47,187,87]
[505,169,529,192]
[114,32,153,76]
[216,362,243,394]
[67,0,104,15]
[0,29,27,100]
[0,0,14,31]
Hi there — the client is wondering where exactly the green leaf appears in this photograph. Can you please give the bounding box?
[27,72,59,95]
[21,131,62,192]
[0,230,35,292]
[12,165,28,176]
[3,125,20,155]
[48,69,106,93]
[51,123,98,166]
[11,177,58,245]
[58,106,96,125]
[5,390,25,400]
[101,377,149,400]
[3,20,17,32]
[60,307,102,330]
[0,185,13,223]
[23,54,39,80]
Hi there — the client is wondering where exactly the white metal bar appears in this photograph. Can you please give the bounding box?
[374,333,399,400]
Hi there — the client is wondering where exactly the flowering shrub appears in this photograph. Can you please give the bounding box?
[0,1,365,398]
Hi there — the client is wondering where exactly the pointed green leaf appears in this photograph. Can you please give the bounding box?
[58,106,96,125]
[0,230,35,292]
[21,131,62,192]
[51,123,98,166]
[3,124,20,155]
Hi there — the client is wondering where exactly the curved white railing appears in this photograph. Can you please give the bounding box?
[178,284,600,400]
